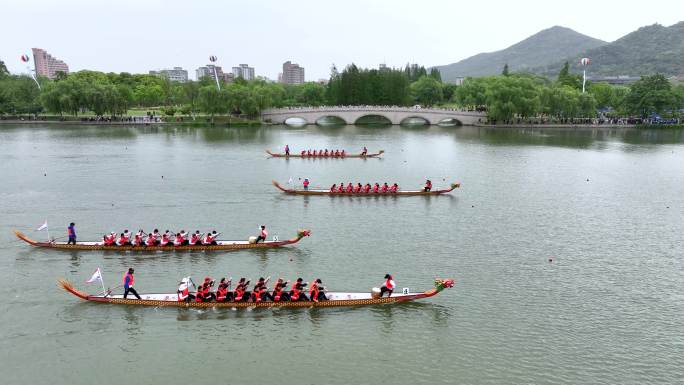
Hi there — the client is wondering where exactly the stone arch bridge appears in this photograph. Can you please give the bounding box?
[261,106,486,126]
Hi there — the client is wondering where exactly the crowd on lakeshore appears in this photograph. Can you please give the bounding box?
[486,116,682,126]
[277,105,486,112]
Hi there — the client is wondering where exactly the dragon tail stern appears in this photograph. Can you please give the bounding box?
[14,230,38,245]
[57,279,89,300]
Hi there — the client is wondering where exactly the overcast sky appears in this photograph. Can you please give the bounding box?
[1,0,682,80]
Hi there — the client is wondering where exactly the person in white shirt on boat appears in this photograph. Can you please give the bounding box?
[380,274,396,297]
[177,277,195,302]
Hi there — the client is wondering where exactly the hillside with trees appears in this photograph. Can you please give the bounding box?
[435,26,606,81]
[535,22,684,77]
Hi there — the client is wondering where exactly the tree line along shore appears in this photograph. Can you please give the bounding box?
[0,60,682,126]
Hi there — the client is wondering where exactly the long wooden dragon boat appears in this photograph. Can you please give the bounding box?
[272,181,460,196]
[266,150,384,158]
[58,278,455,308]
[14,229,310,252]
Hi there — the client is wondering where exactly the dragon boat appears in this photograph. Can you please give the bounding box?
[272,181,460,196]
[58,278,455,308]
[266,150,384,158]
[14,229,310,252]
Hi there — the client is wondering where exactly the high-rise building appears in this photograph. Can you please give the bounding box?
[196,65,224,81]
[223,73,235,83]
[232,64,255,80]
[280,61,305,84]
[31,48,69,79]
[149,67,188,82]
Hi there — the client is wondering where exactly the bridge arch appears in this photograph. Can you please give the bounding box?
[353,114,393,126]
[315,115,349,126]
[284,117,309,126]
[436,118,463,126]
[400,116,430,126]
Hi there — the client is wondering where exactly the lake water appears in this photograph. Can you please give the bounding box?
[1,124,683,384]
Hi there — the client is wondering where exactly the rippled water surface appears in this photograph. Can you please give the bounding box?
[1,124,683,384]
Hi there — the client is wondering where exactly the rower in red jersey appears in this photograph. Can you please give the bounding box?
[117,230,131,246]
[133,230,145,246]
[324,149,329,156]
[289,278,308,301]
[309,278,327,302]
[346,183,354,193]
[300,150,306,156]
[381,183,389,193]
[354,183,362,193]
[303,178,310,190]
[389,183,398,193]
[307,149,312,157]
[337,183,345,193]
[424,179,432,192]
[190,231,202,246]
[174,230,188,246]
[334,150,340,157]
[361,146,368,156]
[364,183,372,193]
[202,230,218,245]
[251,277,272,302]
[372,183,380,193]
[215,280,230,302]
[103,232,116,246]
[341,149,346,157]
[146,229,159,246]
[330,184,337,192]
[160,230,172,246]
[233,278,250,302]
[272,278,290,302]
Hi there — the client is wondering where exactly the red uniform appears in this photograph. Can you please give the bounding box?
[346,184,353,193]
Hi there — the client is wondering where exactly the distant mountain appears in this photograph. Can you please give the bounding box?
[436,26,606,81]
[535,22,684,77]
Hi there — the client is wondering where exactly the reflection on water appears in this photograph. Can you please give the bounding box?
[1,123,683,385]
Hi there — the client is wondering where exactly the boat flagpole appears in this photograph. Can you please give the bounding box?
[36,219,50,242]
[100,270,106,296]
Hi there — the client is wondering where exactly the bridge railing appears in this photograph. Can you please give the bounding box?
[262,105,485,115]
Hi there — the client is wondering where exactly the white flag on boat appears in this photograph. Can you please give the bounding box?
[86,268,103,283]
[287,178,293,185]
[36,220,48,231]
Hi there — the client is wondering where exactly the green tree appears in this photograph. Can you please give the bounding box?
[502,63,509,77]
[198,86,228,120]
[429,67,442,82]
[410,76,443,106]
[0,60,8,78]
[624,74,676,117]
[557,61,582,90]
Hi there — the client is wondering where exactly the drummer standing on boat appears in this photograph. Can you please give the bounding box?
[123,268,141,299]
[285,144,290,156]
[67,222,76,245]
